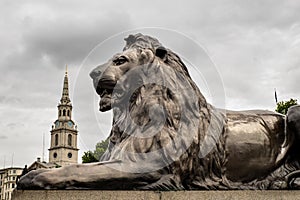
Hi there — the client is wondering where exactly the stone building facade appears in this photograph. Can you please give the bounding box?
[0,167,22,200]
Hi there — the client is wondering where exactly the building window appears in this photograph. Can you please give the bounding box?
[53,152,57,158]
[68,134,72,146]
[55,134,59,146]
[63,109,66,116]
[12,183,15,189]
[67,110,70,117]
[13,169,16,173]
[59,110,61,116]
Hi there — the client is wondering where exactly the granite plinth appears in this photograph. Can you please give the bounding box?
[12,190,300,200]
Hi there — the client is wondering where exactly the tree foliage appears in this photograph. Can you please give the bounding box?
[82,151,98,163]
[93,138,109,160]
[82,138,109,163]
[275,98,298,115]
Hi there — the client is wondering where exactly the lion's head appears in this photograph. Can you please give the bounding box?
[90,33,226,189]
[90,34,199,112]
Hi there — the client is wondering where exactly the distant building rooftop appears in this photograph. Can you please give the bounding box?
[28,157,60,171]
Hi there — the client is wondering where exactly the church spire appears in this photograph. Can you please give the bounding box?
[61,65,70,104]
[49,65,79,166]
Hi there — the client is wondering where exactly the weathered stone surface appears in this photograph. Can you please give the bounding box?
[12,190,160,200]
[12,190,300,200]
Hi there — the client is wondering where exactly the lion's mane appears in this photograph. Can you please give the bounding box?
[100,33,228,190]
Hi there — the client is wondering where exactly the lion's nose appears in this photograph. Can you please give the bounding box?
[90,69,102,80]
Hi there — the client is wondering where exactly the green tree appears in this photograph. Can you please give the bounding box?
[82,138,109,163]
[82,151,98,163]
[93,138,109,160]
[275,98,298,115]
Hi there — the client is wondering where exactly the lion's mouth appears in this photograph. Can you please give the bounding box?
[96,80,124,112]
[98,88,113,112]
[95,79,114,112]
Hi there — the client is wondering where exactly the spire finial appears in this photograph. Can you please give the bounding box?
[61,65,70,103]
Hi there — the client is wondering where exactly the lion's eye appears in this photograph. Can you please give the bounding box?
[113,56,128,66]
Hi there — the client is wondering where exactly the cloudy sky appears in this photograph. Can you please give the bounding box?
[1,0,300,168]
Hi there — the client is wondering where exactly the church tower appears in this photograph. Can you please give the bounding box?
[49,67,79,166]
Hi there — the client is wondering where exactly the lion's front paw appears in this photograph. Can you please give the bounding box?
[17,169,50,189]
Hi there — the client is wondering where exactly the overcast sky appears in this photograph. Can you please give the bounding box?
[1,0,300,168]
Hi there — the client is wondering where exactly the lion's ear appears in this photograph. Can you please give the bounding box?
[155,46,167,60]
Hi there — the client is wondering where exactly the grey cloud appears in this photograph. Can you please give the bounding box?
[24,18,131,67]
[0,96,21,105]
[6,122,24,129]
[3,15,133,73]
[0,135,8,140]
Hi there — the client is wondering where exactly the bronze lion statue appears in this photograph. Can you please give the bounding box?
[18,33,300,190]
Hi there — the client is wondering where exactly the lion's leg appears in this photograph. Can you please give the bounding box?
[279,106,300,189]
[285,170,300,189]
[287,105,300,143]
[17,161,162,189]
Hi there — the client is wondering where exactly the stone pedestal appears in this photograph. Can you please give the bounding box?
[12,190,300,200]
